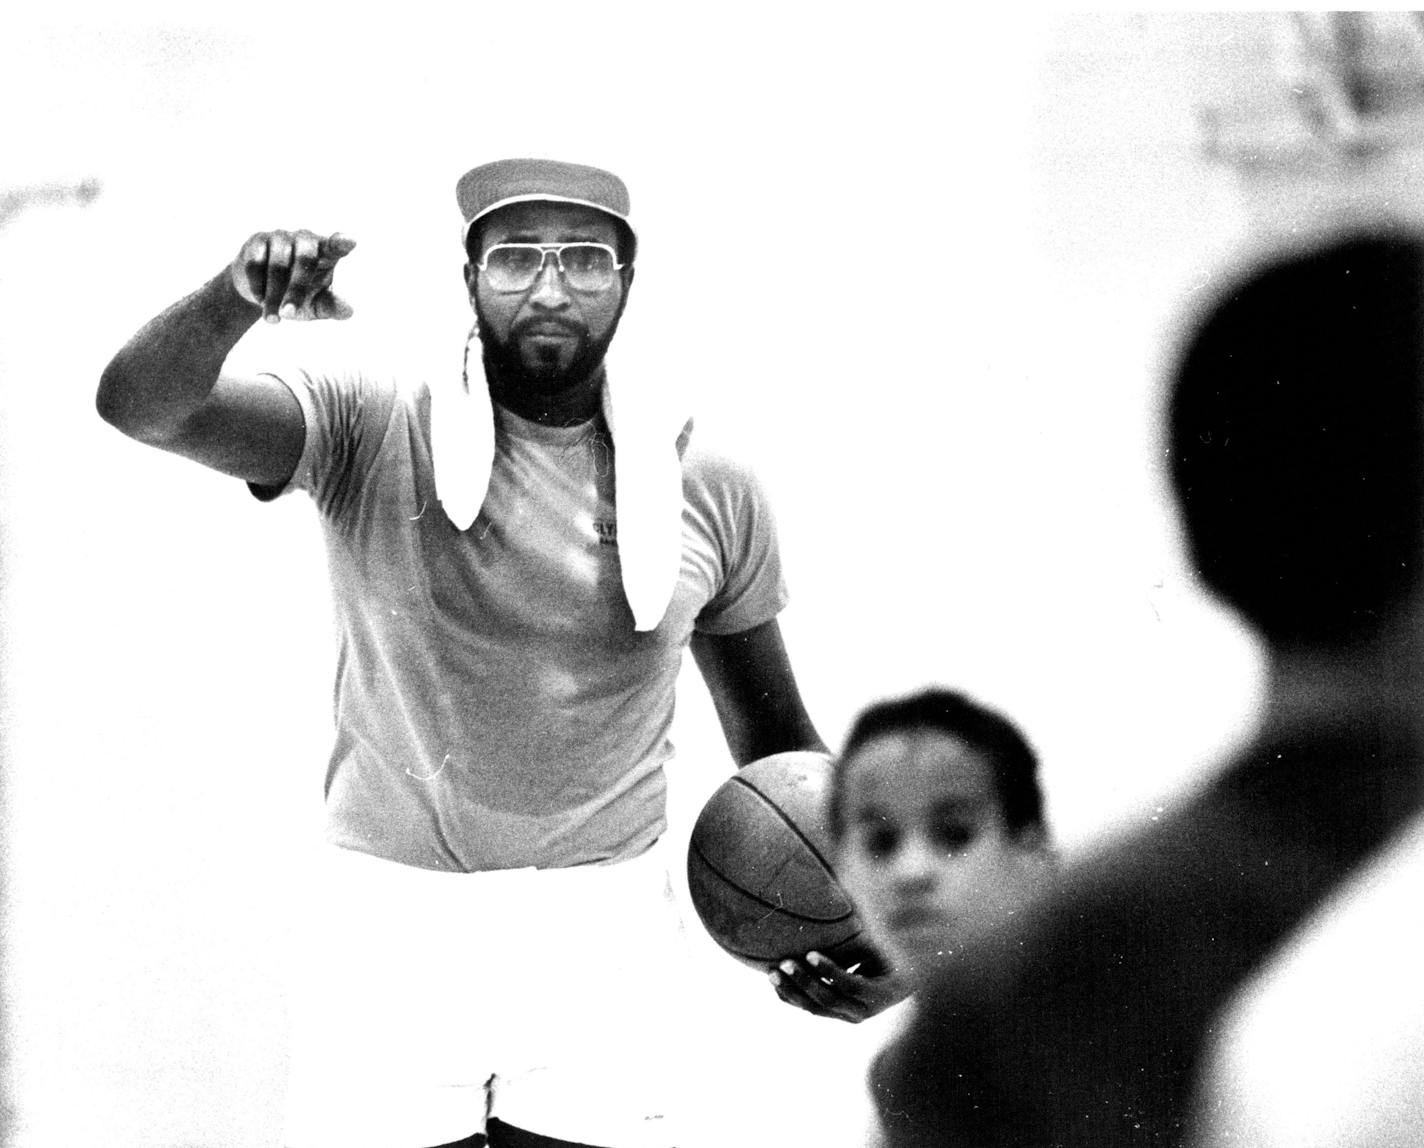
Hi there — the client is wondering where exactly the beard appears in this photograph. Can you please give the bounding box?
[473,298,625,421]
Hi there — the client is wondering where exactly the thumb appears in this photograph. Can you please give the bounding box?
[311,289,355,321]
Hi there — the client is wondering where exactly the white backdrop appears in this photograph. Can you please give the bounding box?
[0,10,1297,1147]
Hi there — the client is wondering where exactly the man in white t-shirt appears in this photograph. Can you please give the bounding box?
[96,158,901,1148]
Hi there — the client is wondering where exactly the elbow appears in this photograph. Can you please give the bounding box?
[94,366,127,431]
[95,360,133,432]
[96,361,162,443]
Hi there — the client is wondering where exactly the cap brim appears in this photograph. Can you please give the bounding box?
[461,193,638,248]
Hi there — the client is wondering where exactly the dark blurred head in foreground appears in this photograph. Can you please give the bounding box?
[872,227,1424,1148]
[1170,230,1424,651]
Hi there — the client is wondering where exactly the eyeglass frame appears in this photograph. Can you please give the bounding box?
[475,241,626,293]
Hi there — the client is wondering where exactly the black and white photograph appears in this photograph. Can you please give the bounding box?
[3,9,1423,1147]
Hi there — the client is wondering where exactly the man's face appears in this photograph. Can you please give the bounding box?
[463,202,629,400]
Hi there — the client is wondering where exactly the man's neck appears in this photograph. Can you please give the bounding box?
[1263,618,1424,744]
[1248,616,1424,888]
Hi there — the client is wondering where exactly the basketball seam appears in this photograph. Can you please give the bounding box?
[688,840,856,924]
[728,773,842,880]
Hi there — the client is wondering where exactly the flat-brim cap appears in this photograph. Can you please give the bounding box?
[456,157,636,257]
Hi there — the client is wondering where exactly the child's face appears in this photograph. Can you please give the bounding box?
[836,727,1045,981]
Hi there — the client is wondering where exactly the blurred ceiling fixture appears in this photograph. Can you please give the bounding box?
[1200,12,1424,170]
[0,177,102,230]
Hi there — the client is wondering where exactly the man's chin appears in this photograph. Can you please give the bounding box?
[519,346,581,379]
[477,323,613,409]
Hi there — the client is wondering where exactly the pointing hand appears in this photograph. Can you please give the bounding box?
[230,229,357,323]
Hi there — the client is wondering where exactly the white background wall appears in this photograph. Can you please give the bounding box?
[0,9,1370,1147]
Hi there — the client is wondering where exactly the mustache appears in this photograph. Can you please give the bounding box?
[511,316,586,338]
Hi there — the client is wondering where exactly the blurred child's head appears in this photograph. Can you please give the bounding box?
[829,688,1052,982]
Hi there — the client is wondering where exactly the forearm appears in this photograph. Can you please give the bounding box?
[725,703,827,766]
[691,620,828,766]
[96,270,261,443]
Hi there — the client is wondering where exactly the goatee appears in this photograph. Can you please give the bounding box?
[473,300,623,424]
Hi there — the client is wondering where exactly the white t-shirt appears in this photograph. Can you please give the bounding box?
[261,369,788,871]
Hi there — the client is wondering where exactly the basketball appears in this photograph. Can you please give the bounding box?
[687,750,874,971]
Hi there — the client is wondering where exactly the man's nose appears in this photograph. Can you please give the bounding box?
[529,253,571,307]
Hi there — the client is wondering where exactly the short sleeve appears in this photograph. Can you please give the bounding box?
[248,368,400,524]
[692,452,790,635]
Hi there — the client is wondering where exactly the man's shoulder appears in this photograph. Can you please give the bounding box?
[679,419,766,491]
[284,364,429,420]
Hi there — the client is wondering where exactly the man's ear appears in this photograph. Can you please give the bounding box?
[610,265,636,324]
[463,262,478,311]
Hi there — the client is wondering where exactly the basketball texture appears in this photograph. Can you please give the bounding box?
[687,750,871,970]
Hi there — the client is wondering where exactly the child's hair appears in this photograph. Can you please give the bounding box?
[829,687,1046,842]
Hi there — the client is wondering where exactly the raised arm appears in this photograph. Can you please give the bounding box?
[96,229,356,487]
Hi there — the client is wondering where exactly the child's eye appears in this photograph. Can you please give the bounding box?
[861,824,900,860]
[932,821,976,853]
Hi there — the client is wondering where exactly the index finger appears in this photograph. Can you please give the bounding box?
[807,951,915,1014]
[317,232,358,266]
[808,943,891,979]
[804,952,856,987]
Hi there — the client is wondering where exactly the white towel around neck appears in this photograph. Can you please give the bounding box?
[431,339,690,632]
